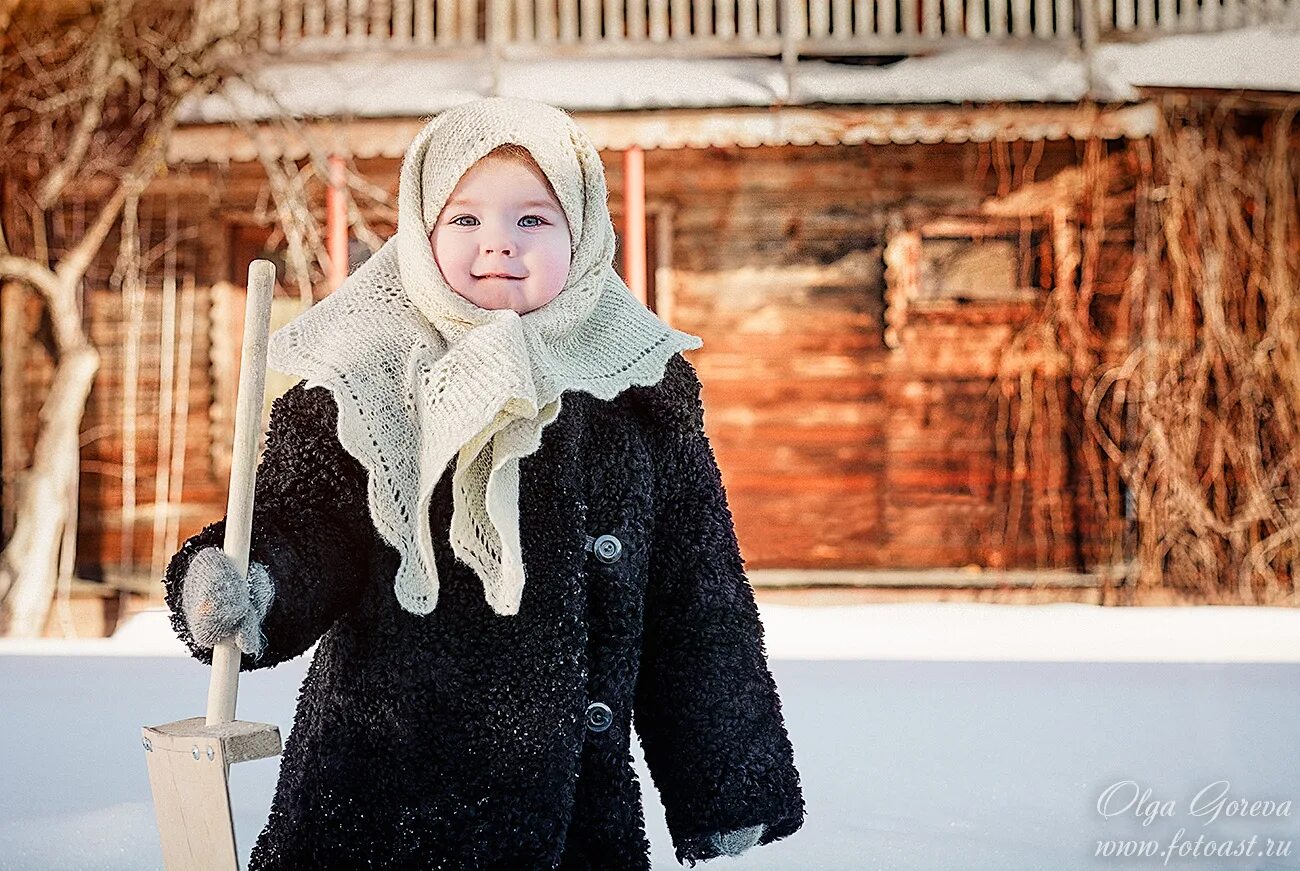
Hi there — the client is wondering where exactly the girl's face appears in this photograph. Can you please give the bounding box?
[430,153,573,315]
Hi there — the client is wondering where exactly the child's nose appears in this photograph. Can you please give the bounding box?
[480,228,517,256]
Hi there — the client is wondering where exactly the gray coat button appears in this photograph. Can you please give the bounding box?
[586,701,613,733]
[590,534,622,564]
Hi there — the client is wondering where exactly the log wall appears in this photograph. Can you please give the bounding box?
[614,139,1116,570]
[6,135,1130,588]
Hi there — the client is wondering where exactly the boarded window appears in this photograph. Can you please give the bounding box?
[916,220,1048,303]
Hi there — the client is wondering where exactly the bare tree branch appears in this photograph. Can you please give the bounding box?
[0,254,60,298]
[35,4,124,209]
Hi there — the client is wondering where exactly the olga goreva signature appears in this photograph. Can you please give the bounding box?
[1094,780,1294,863]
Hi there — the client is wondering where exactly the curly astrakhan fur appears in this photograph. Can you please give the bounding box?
[163,353,805,870]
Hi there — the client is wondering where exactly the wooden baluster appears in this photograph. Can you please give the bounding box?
[392,0,412,41]
[627,0,646,38]
[880,0,897,35]
[1034,0,1051,35]
[436,0,453,44]
[781,0,803,90]
[988,0,1007,34]
[327,0,345,39]
[514,0,535,41]
[487,0,504,88]
[1057,0,1072,35]
[942,0,961,35]
[669,0,688,39]
[461,0,479,43]
[718,0,736,38]
[788,0,809,40]
[693,0,712,40]
[810,0,830,38]
[853,0,874,34]
[831,0,849,39]
[737,0,756,37]
[582,0,601,42]
[282,0,304,45]
[1011,0,1029,36]
[537,0,557,42]
[261,0,280,49]
[304,0,325,34]
[606,0,627,40]
[414,0,433,41]
[900,0,919,34]
[1114,0,1133,28]
[348,0,367,44]
[1137,0,1155,29]
[1157,0,1174,29]
[369,0,392,40]
[648,0,668,39]
[1093,0,1111,34]
[922,0,940,36]
[1197,0,1215,30]
[559,0,579,41]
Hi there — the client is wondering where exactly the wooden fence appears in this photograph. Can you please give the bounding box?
[207,0,1296,58]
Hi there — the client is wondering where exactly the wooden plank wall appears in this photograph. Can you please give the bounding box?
[7,193,228,589]
[82,281,225,574]
[7,138,1127,586]
[612,139,1107,571]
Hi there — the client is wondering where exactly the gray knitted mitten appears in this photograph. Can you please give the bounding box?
[181,545,276,658]
[707,823,767,857]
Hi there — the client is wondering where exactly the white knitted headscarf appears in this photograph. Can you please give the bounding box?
[266,97,702,617]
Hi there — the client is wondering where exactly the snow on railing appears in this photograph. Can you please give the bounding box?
[200,0,1296,57]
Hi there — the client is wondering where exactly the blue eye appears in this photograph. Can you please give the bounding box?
[448,215,546,228]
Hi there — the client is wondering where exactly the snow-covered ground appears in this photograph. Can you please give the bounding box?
[178,23,1300,125]
[11,600,1300,662]
[3,603,1300,870]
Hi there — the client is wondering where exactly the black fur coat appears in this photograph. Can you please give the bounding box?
[162,352,805,869]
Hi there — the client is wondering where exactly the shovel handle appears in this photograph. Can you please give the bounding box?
[206,260,277,726]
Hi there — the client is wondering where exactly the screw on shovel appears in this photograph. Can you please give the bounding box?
[141,261,282,871]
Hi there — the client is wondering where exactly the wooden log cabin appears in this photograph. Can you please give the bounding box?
[4,0,1295,635]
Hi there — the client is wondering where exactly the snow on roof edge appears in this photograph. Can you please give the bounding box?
[176,25,1300,132]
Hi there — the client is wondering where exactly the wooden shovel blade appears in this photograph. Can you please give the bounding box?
[141,717,281,871]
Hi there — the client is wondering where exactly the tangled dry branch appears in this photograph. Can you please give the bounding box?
[994,100,1300,604]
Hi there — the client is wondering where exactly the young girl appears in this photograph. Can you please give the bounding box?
[165,97,805,870]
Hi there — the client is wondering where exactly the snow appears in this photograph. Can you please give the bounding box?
[1094,23,1300,99]
[3,603,1300,869]
[177,24,1300,125]
[178,50,1088,124]
[5,601,1300,661]
[793,44,1091,104]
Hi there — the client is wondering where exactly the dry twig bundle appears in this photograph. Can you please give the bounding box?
[995,100,1300,604]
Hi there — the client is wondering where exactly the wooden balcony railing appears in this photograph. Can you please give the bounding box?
[204,0,1295,60]
[1098,0,1290,33]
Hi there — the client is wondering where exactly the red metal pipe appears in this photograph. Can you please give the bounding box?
[622,146,647,307]
[327,155,348,293]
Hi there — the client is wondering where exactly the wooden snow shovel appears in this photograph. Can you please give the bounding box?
[141,260,283,871]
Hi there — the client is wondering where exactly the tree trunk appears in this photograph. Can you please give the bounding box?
[0,345,99,637]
